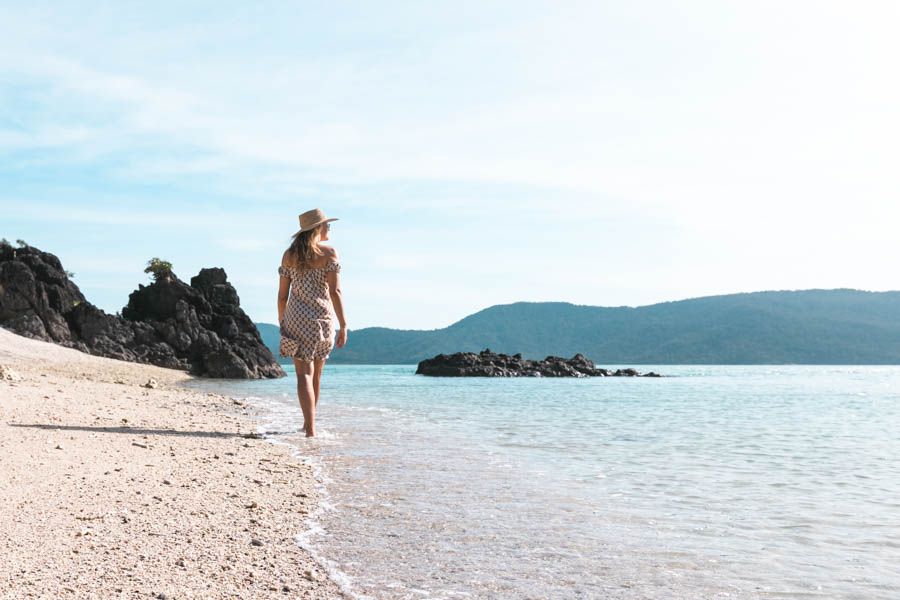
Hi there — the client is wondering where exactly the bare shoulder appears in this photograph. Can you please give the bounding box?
[280,249,293,266]
[319,245,339,260]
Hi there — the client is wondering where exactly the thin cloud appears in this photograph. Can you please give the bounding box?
[4,199,238,228]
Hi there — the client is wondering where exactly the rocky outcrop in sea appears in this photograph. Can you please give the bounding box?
[0,241,284,379]
[416,349,663,377]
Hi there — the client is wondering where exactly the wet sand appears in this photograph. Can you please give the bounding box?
[0,328,344,599]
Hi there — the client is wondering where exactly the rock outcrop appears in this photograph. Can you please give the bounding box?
[416,349,663,377]
[0,241,284,379]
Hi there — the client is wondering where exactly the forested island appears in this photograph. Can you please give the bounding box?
[259,289,900,365]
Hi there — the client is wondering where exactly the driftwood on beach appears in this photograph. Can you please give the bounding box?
[416,349,663,377]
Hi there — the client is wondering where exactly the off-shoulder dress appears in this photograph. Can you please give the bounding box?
[277,259,341,360]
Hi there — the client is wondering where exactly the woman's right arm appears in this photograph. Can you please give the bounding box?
[326,254,347,348]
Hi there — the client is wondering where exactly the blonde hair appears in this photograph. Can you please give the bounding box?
[286,225,325,268]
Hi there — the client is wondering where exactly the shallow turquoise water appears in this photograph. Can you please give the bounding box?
[190,365,900,599]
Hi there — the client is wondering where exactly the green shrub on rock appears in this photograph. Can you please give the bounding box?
[144,257,174,282]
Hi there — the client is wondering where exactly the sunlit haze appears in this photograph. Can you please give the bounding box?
[2,1,898,328]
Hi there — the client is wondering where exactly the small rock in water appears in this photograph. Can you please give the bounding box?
[143,378,158,389]
[415,349,664,378]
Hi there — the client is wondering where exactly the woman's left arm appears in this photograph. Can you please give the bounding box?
[277,269,290,325]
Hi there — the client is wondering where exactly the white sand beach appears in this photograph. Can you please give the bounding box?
[0,328,343,599]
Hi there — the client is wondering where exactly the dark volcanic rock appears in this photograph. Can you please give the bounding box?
[0,241,284,379]
[416,349,663,378]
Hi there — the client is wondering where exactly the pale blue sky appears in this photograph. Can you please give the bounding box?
[2,1,898,329]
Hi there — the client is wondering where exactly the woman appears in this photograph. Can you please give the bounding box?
[277,208,348,437]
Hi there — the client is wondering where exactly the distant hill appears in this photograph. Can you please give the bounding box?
[256,322,287,364]
[257,289,900,365]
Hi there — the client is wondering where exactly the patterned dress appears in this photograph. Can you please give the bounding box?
[278,260,341,360]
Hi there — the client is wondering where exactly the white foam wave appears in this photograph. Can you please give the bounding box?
[233,392,369,600]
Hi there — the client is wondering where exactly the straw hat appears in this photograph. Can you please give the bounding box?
[298,208,339,232]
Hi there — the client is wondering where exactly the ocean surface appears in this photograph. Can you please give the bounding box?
[187,365,900,599]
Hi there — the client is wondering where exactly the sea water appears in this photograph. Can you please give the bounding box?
[187,365,900,599]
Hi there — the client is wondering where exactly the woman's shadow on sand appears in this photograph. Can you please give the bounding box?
[8,423,263,439]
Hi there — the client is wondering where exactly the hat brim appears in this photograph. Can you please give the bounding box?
[298,217,339,232]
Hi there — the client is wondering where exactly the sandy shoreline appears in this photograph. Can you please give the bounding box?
[0,328,344,599]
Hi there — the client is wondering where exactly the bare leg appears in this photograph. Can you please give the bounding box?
[312,358,326,408]
[293,358,316,437]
